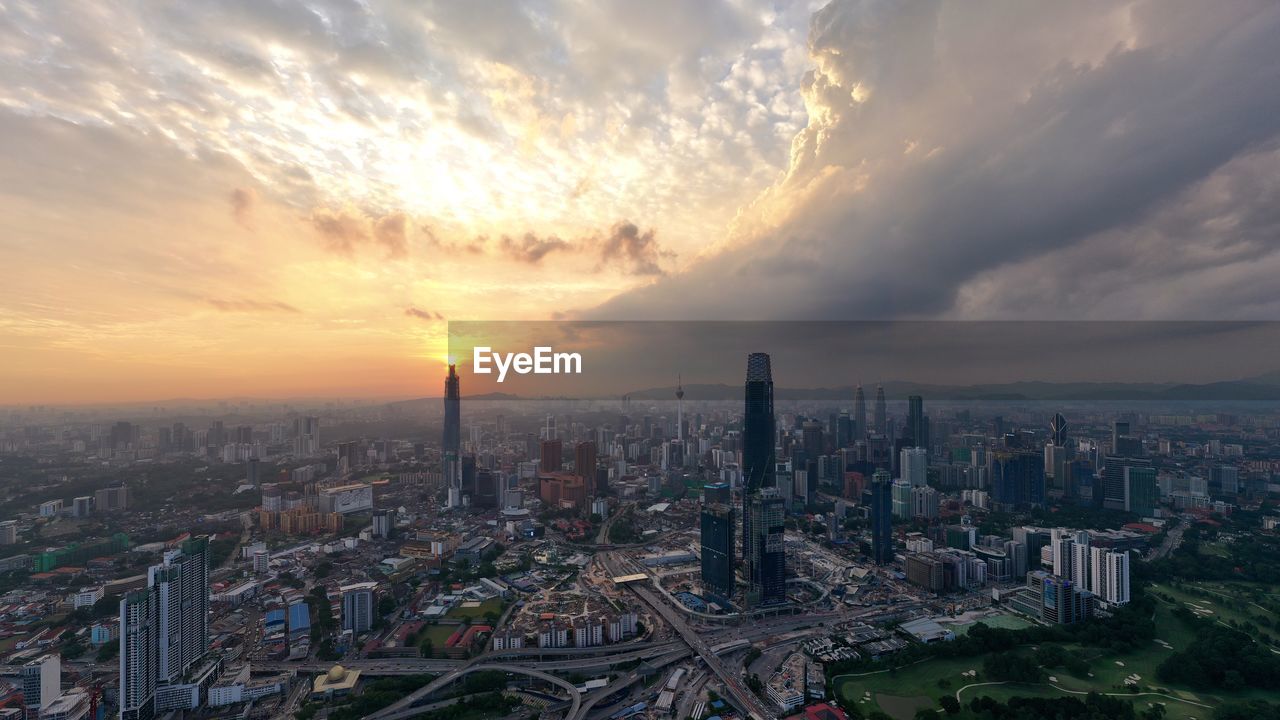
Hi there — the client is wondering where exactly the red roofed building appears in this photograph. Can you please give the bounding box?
[788,703,849,720]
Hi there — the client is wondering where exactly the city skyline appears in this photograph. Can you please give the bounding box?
[4,2,1280,403]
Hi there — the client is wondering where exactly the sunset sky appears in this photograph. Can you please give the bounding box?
[3,1,1280,404]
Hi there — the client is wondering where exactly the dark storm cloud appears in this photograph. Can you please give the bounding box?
[449,320,1280,398]
[591,0,1280,321]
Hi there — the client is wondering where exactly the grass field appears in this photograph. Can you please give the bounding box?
[950,614,1035,636]
[833,598,1273,720]
[1149,580,1280,650]
[445,598,504,620]
[419,623,460,648]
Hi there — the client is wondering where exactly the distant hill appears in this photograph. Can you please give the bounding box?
[622,378,1280,402]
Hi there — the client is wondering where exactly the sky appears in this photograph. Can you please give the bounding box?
[2,1,1279,404]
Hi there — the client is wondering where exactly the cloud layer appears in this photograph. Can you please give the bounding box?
[593,0,1280,320]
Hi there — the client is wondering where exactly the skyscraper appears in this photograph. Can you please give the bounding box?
[802,420,825,457]
[1112,420,1140,457]
[901,447,927,487]
[120,536,210,720]
[870,469,893,565]
[1102,456,1152,511]
[742,353,775,493]
[745,487,786,606]
[120,588,158,720]
[699,483,734,600]
[907,395,929,450]
[873,384,887,435]
[1050,413,1068,447]
[1123,465,1158,517]
[154,536,209,685]
[443,364,461,456]
[853,384,867,440]
[1090,547,1130,606]
[741,353,783,608]
[575,441,598,496]
[675,376,685,443]
[991,451,1046,508]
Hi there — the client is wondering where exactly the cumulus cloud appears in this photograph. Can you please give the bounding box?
[499,232,572,264]
[596,221,670,276]
[592,0,1280,321]
[311,208,413,259]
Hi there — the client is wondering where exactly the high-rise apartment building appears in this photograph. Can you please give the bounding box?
[120,536,209,720]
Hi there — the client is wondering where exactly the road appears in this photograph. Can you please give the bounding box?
[369,663,582,720]
[1148,519,1186,561]
[596,551,776,720]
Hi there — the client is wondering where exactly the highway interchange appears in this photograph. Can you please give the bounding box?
[337,548,927,720]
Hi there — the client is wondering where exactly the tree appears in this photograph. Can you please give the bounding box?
[96,639,119,662]
[939,696,960,715]
[378,595,397,618]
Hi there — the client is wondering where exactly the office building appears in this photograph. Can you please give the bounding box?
[891,479,911,520]
[1103,456,1152,511]
[991,451,1046,508]
[1050,413,1068,447]
[853,384,867,440]
[907,395,929,450]
[575,441,598,495]
[22,654,60,717]
[341,582,376,634]
[1112,421,1141,457]
[699,496,734,600]
[745,488,786,607]
[1041,575,1093,625]
[539,439,563,473]
[874,384,887,435]
[1211,465,1240,495]
[901,447,927,487]
[870,469,893,565]
[443,364,460,456]
[741,353,782,607]
[1124,465,1158,516]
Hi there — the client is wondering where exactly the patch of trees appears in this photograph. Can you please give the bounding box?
[982,652,1043,683]
[964,693,1164,720]
[1144,525,1280,585]
[825,593,1154,679]
[1155,608,1280,691]
[1216,701,1280,720]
